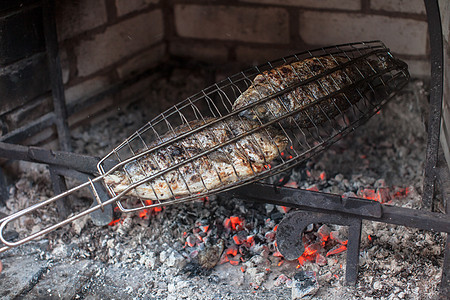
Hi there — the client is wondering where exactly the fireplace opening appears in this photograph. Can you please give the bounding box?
[0,0,449,299]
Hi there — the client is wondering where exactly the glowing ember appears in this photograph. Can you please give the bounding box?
[319,171,326,181]
[358,186,409,203]
[284,181,299,189]
[224,216,244,231]
[326,244,347,257]
[108,219,122,226]
[306,185,319,192]
[280,206,290,213]
[233,235,243,245]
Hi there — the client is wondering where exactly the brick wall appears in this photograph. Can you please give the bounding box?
[0,0,443,148]
[170,0,430,77]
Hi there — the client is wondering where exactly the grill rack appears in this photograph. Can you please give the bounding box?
[97,40,409,212]
[0,40,409,251]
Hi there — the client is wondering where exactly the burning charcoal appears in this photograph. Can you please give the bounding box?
[374,178,387,188]
[329,230,347,245]
[265,204,274,214]
[291,271,319,300]
[305,224,314,233]
[166,250,186,269]
[317,224,331,241]
[315,254,327,266]
[274,274,291,287]
[276,205,290,214]
[246,267,267,287]
[264,230,276,242]
[334,173,344,182]
[197,239,224,269]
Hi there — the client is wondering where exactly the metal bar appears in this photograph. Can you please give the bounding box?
[48,166,113,226]
[231,183,450,233]
[42,0,72,152]
[345,218,362,286]
[49,166,70,219]
[276,210,362,286]
[422,0,444,210]
[0,168,7,207]
[228,183,382,217]
[0,142,101,174]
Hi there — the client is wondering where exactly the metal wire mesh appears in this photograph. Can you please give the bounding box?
[97,40,409,212]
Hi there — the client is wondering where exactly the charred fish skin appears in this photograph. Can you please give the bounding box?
[232,55,393,128]
[103,117,288,201]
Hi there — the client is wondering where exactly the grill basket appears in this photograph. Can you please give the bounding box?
[98,40,409,212]
[0,40,410,251]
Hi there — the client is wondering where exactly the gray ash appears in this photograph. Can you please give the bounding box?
[0,63,444,299]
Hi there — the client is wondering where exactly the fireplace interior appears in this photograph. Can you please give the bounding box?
[0,0,449,299]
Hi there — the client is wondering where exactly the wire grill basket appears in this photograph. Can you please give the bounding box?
[0,40,409,252]
[97,40,409,212]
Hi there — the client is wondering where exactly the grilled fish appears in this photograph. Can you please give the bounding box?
[232,55,393,128]
[104,117,288,200]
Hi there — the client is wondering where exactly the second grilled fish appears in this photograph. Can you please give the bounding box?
[103,117,288,201]
[232,55,393,128]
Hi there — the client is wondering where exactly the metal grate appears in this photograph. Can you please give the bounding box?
[97,40,409,212]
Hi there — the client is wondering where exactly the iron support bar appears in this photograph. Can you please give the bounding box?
[42,0,72,152]
[0,142,101,175]
[49,166,70,219]
[50,166,113,226]
[276,210,362,285]
[227,183,382,218]
[422,0,444,210]
[0,168,7,206]
[230,183,450,233]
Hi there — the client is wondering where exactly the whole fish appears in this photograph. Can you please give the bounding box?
[103,117,288,200]
[233,55,394,128]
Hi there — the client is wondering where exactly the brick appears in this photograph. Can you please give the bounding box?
[403,59,430,78]
[65,76,112,104]
[68,95,115,127]
[75,10,164,77]
[175,5,289,44]
[55,0,107,41]
[241,0,360,10]
[116,0,159,16]
[169,41,229,63]
[117,43,166,79]
[0,6,45,65]
[4,96,52,132]
[0,0,38,13]
[299,12,428,56]
[59,48,70,84]
[236,46,296,65]
[371,0,425,14]
[0,53,50,114]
